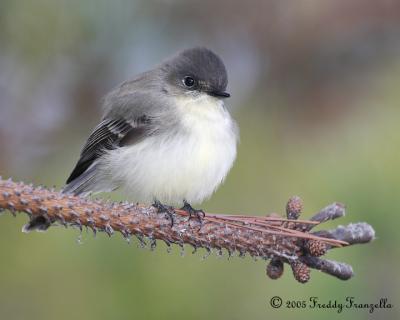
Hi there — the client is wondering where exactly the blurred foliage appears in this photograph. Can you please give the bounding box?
[0,0,399,319]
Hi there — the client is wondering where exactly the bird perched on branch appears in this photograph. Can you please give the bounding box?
[63,47,238,219]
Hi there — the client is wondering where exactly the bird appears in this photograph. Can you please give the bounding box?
[63,47,239,220]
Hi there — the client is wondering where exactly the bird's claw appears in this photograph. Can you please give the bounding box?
[152,200,175,227]
[181,200,205,224]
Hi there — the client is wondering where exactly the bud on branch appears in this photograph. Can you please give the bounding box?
[0,178,375,283]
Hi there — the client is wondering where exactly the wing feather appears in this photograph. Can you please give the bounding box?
[65,117,148,184]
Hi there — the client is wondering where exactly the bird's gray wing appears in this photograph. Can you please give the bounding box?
[63,76,166,195]
[65,116,149,185]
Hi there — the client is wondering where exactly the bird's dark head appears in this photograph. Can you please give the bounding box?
[162,47,230,99]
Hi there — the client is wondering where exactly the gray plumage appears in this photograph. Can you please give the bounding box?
[63,47,238,205]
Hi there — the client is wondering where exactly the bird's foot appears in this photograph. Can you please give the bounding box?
[152,200,175,227]
[181,200,205,223]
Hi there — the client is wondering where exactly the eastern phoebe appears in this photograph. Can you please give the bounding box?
[63,47,238,217]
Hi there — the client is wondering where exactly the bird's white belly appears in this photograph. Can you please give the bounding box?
[104,97,237,205]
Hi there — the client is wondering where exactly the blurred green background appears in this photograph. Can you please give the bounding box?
[0,0,399,319]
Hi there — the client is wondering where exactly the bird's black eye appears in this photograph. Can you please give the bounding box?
[183,76,195,88]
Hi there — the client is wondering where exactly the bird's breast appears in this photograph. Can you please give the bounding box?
[107,94,238,204]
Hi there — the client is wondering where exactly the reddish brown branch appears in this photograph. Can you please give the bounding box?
[0,178,375,283]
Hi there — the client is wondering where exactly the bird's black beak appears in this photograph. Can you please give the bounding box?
[208,90,230,98]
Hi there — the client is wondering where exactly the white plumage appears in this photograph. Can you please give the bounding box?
[100,94,238,205]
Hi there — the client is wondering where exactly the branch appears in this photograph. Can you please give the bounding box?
[0,178,375,283]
